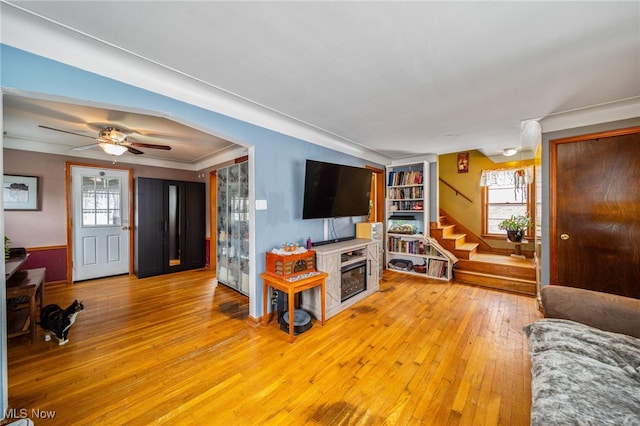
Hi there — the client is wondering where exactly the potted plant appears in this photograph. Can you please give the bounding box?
[498,215,532,242]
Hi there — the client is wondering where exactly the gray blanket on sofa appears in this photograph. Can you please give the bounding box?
[523,318,640,425]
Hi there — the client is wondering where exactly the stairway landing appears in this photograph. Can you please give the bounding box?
[431,214,536,296]
[454,252,537,296]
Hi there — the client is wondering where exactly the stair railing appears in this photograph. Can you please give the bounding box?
[439,179,473,203]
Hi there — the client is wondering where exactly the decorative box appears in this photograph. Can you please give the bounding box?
[265,250,316,280]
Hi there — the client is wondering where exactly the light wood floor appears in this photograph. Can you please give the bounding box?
[5,269,542,425]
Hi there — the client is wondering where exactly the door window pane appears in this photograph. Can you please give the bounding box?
[81,175,122,227]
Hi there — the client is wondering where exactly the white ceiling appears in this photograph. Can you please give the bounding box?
[2,94,242,167]
[2,1,639,166]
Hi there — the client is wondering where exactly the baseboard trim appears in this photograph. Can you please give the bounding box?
[246,315,262,328]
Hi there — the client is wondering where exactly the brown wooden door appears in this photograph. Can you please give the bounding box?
[551,127,640,298]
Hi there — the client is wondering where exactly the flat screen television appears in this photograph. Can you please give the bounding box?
[302,159,372,219]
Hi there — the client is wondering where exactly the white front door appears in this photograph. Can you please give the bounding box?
[71,166,130,281]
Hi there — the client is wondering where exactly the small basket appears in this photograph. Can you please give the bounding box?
[282,243,299,252]
[413,264,427,273]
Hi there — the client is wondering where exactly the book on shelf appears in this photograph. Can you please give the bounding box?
[388,170,424,186]
[427,259,446,278]
[388,237,427,254]
[388,187,423,200]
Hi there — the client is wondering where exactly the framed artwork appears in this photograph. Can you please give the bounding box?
[457,152,469,173]
[3,175,39,210]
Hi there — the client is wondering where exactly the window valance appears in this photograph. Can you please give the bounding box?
[480,166,533,187]
[480,166,533,202]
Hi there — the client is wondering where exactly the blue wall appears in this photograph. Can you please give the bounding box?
[1,44,381,317]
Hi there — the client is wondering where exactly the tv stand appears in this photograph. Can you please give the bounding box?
[311,236,355,247]
[301,238,380,320]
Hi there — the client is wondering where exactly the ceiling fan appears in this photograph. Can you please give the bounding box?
[38,125,172,156]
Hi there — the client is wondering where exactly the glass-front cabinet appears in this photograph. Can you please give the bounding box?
[217,161,250,295]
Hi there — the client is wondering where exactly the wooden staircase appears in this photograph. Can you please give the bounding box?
[430,215,536,296]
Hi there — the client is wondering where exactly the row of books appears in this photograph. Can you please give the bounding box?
[387,237,442,256]
[390,200,423,211]
[388,237,425,254]
[388,170,423,186]
[388,187,423,200]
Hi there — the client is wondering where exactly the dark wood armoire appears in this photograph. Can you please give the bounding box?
[135,177,205,278]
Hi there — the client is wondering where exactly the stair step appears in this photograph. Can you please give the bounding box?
[454,270,536,296]
[450,243,478,260]
[442,232,466,242]
[456,242,479,251]
[430,224,456,238]
[441,233,467,250]
[457,255,535,280]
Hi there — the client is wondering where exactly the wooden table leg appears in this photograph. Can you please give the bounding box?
[39,279,45,309]
[263,282,269,326]
[29,293,36,340]
[287,288,295,343]
[320,279,326,326]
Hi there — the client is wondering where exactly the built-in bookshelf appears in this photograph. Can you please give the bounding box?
[385,161,453,281]
[387,168,425,215]
[386,233,452,280]
[386,161,429,238]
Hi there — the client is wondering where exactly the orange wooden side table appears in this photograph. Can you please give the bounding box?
[260,271,327,343]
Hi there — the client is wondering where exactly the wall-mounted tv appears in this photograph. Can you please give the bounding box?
[302,159,372,219]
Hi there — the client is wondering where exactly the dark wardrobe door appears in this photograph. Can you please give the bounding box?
[135,177,165,278]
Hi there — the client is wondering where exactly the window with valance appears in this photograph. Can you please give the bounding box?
[481,166,534,236]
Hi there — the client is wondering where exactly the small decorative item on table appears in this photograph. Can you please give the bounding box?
[498,215,532,243]
[282,242,298,252]
[266,248,316,281]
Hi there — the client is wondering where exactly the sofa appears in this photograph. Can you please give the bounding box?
[523,285,640,425]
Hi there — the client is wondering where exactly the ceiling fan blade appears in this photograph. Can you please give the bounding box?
[71,143,100,151]
[39,125,97,140]
[127,146,145,155]
[129,142,172,150]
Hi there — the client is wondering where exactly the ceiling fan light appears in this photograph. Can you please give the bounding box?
[502,148,518,157]
[100,128,128,143]
[99,142,128,156]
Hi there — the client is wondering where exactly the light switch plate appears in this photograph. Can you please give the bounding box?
[255,199,268,210]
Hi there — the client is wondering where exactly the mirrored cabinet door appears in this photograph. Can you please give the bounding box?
[167,183,181,268]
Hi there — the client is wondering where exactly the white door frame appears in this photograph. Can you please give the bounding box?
[66,162,134,284]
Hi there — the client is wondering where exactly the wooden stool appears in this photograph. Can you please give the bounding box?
[261,271,327,343]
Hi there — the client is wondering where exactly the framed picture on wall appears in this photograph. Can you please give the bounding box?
[457,152,469,173]
[3,175,39,210]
